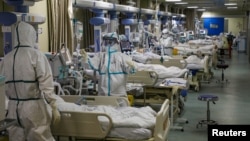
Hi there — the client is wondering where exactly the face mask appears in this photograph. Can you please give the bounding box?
[104,39,116,47]
[162,34,168,39]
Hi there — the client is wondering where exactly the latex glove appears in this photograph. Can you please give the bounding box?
[126,60,135,68]
[80,49,86,56]
[50,101,61,125]
[80,49,88,63]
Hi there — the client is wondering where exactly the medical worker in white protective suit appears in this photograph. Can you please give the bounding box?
[81,32,136,97]
[0,21,60,141]
[218,32,229,49]
[156,29,174,56]
[160,29,173,47]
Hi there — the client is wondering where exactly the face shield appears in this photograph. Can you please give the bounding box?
[162,29,170,39]
[103,37,118,47]
[162,33,169,38]
[102,32,120,52]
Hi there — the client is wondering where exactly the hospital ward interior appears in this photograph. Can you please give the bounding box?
[0,0,250,141]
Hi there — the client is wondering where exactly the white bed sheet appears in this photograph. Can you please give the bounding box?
[185,55,209,70]
[56,102,156,128]
[108,127,152,140]
[188,39,214,45]
[160,78,188,87]
[131,51,172,64]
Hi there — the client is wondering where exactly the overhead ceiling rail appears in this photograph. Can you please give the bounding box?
[73,0,179,17]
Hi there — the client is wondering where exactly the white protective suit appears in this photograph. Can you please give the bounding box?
[84,32,135,96]
[159,29,173,56]
[0,22,57,141]
[218,33,229,49]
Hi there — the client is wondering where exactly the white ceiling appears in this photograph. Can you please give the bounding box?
[159,0,250,17]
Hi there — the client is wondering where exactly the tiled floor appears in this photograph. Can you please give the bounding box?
[168,50,250,141]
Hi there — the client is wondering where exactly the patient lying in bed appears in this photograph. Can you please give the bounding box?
[135,62,189,79]
[54,95,157,140]
[173,43,215,55]
[185,55,210,73]
[131,50,172,64]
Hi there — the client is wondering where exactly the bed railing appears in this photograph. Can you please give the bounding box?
[51,111,112,140]
[154,99,170,141]
[127,70,158,86]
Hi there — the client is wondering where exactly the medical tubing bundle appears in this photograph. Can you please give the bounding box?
[62,70,83,95]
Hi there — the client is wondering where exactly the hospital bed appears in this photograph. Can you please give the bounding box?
[127,70,188,131]
[185,54,214,91]
[148,55,212,92]
[51,95,170,141]
[144,58,203,92]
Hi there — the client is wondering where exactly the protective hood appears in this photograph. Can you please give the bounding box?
[13,21,37,48]
[162,29,169,39]
[219,32,224,40]
[103,32,120,52]
[162,29,169,34]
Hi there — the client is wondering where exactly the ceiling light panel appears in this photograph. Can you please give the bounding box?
[187,6,198,9]
[197,8,206,11]
[224,3,237,6]
[227,6,238,9]
[175,2,188,5]
[165,0,181,2]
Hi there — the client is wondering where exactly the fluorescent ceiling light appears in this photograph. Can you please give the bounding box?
[165,0,181,2]
[187,6,198,9]
[227,6,238,9]
[197,9,206,11]
[175,2,188,5]
[224,3,237,6]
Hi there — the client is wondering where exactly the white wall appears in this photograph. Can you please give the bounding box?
[227,18,244,36]
[29,0,49,52]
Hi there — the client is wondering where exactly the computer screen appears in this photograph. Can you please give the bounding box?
[189,31,194,35]
[180,32,185,36]
[199,30,206,34]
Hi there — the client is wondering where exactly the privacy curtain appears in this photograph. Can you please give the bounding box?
[47,0,74,53]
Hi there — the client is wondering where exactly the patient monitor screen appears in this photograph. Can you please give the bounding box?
[180,32,186,37]
[189,31,194,35]
[199,30,206,34]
